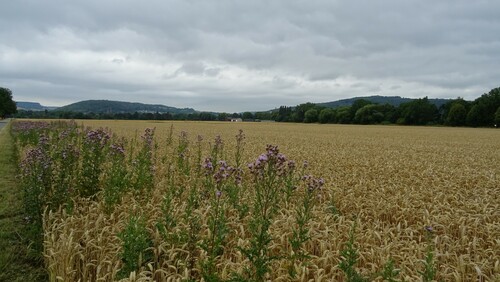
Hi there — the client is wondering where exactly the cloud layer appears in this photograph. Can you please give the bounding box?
[1,0,499,111]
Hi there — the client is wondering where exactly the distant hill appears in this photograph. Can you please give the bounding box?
[16,101,58,111]
[55,100,196,114]
[318,96,452,108]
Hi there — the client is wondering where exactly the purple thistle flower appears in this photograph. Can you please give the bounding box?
[216,190,222,198]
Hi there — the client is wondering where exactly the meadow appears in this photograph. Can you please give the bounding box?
[12,120,500,281]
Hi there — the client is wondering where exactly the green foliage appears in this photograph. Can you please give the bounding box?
[0,87,17,118]
[304,108,319,123]
[446,103,467,126]
[380,258,401,282]
[103,139,130,212]
[118,216,153,279]
[339,221,369,282]
[399,97,438,125]
[318,108,335,123]
[494,106,500,126]
[466,104,482,127]
[349,99,373,122]
[419,227,437,282]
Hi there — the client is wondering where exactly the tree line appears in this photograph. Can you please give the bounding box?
[271,87,500,127]
[5,86,500,127]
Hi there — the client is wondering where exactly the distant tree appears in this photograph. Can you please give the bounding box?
[398,97,438,125]
[318,108,335,123]
[218,112,228,121]
[468,87,500,126]
[336,106,352,124]
[293,103,316,122]
[354,104,384,124]
[494,106,500,127]
[254,111,273,120]
[439,98,470,124]
[349,99,372,122]
[304,109,318,123]
[242,112,254,120]
[276,106,293,122]
[466,104,482,127]
[445,103,467,126]
[0,87,17,118]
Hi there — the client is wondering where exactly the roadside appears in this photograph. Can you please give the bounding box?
[0,120,46,281]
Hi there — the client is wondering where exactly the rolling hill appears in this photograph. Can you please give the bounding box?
[55,100,196,114]
[318,95,452,108]
[16,101,58,111]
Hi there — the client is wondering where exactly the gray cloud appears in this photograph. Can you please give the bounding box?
[1,0,499,111]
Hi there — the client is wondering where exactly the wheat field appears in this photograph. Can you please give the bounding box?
[39,120,499,281]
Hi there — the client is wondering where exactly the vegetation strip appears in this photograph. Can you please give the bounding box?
[0,120,46,281]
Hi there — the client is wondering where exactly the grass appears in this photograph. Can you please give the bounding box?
[0,120,46,281]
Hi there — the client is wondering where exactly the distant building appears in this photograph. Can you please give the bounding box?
[230,118,242,122]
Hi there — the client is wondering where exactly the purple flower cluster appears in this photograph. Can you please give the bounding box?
[11,121,50,132]
[248,145,294,177]
[214,135,223,147]
[84,128,110,147]
[213,160,233,184]
[302,174,325,193]
[60,144,79,160]
[235,129,245,143]
[203,157,242,185]
[203,157,214,174]
[110,143,126,155]
[141,128,155,148]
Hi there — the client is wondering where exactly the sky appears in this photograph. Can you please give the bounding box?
[1,1,499,112]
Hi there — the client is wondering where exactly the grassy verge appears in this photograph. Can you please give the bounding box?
[0,121,46,281]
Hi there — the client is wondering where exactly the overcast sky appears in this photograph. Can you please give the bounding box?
[1,1,499,112]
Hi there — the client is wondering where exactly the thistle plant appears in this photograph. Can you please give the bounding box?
[240,145,295,281]
[177,130,190,175]
[131,128,155,193]
[288,174,324,278]
[78,128,110,198]
[234,129,245,168]
[18,135,53,256]
[103,139,129,213]
[380,258,401,282]
[118,216,154,279]
[210,135,224,165]
[195,134,204,176]
[200,189,228,282]
[419,226,437,282]
[339,221,369,282]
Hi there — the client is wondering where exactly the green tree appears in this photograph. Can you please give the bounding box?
[304,109,318,123]
[494,106,500,127]
[0,87,17,118]
[217,112,228,121]
[398,97,438,125]
[354,104,384,124]
[349,99,372,122]
[242,112,254,120]
[318,108,335,123]
[336,106,352,124]
[468,87,500,126]
[439,98,470,124]
[293,103,316,122]
[446,103,467,126]
[466,104,482,127]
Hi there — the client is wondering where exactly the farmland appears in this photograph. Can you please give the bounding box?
[11,120,500,281]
